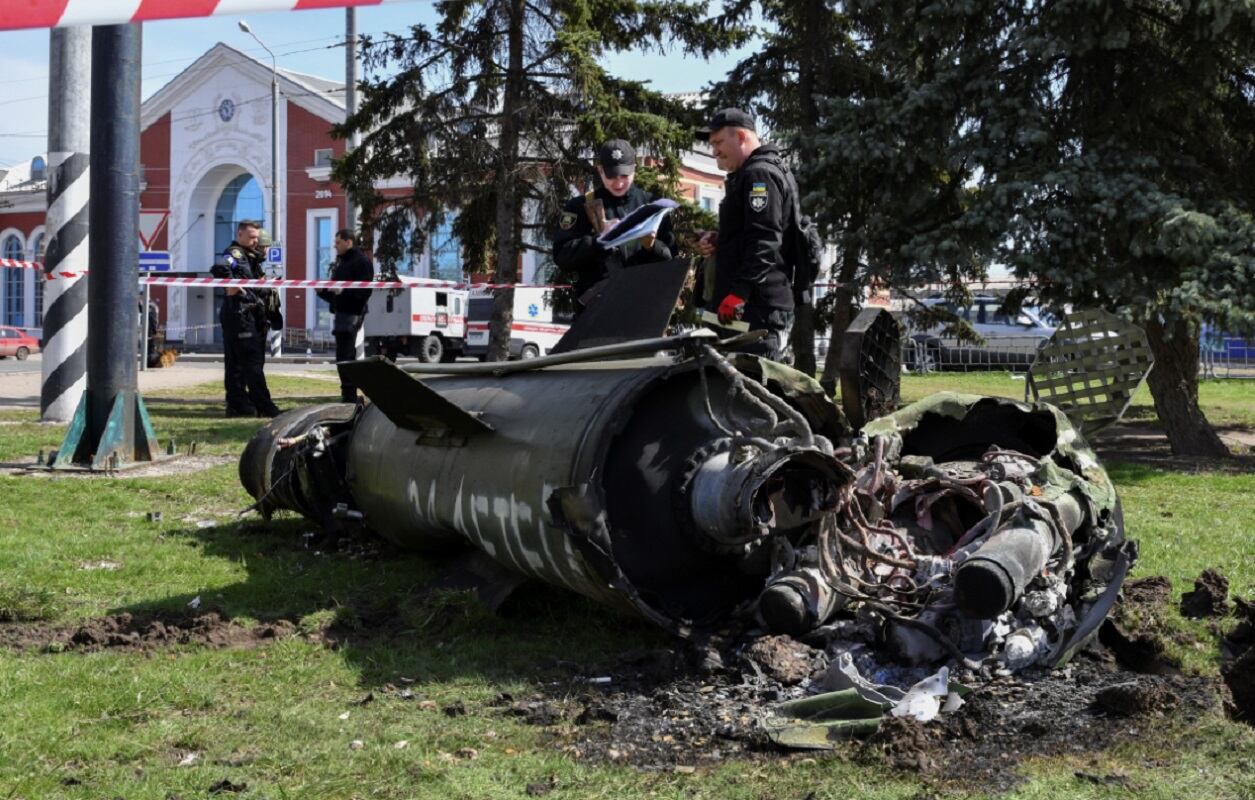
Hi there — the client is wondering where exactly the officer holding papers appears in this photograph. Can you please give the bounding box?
[553,139,678,316]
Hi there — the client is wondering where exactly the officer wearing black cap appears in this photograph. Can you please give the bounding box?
[213,220,281,418]
[553,139,677,314]
[695,108,798,362]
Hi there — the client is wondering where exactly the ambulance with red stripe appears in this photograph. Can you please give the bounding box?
[465,287,572,360]
[363,278,469,363]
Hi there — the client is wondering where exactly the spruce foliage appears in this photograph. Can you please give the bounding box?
[333,1,746,358]
[809,0,1255,454]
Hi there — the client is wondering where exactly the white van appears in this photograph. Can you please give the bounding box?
[363,280,469,362]
[464,286,572,360]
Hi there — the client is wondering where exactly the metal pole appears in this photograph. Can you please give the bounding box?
[40,27,91,422]
[271,71,281,250]
[270,70,283,358]
[87,23,141,446]
[140,283,149,372]
[345,7,359,232]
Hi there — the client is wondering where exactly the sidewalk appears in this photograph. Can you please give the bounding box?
[176,352,338,366]
[0,355,336,411]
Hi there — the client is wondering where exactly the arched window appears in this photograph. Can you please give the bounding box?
[29,232,45,327]
[3,234,24,326]
[30,156,46,182]
[214,174,266,253]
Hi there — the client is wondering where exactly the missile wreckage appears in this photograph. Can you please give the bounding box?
[239,263,1138,681]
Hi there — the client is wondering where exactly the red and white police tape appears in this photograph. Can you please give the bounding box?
[1,1,412,32]
[1,257,565,291]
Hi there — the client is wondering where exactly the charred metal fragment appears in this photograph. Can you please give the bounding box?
[837,308,902,429]
[825,393,1131,671]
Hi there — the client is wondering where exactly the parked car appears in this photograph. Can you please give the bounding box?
[0,326,39,360]
[901,296,1055,372]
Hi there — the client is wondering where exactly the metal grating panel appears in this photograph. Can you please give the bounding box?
[1026,308,1154,435]
[838,308,902,430]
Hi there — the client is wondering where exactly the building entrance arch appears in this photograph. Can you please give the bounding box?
[179,163,268,345]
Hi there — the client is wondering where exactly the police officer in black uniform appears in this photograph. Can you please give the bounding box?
[553,139,677,314]
[695,109,797,362]
[214,220,281,417]
[316,228,374,402]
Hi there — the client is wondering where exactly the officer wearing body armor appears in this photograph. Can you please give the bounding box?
[212,219,281,418]
[695,108,798,363]
[553,139,676,315]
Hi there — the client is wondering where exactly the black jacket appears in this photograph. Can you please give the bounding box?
[217,242,279,333]
[710,143,795,312]
[317,246,374,316]
[552,184,676,298]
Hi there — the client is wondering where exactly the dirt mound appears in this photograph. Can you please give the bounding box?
[0,610,298,653]
[1222,647,1255,724]
[1098,619,1182,675]
[1181,569,1231,618]
[1094,680,1181,716]
[1221,596,1255,724]
[1123,575,1173,608]
[864,716,937,772]
[742,635,824,685]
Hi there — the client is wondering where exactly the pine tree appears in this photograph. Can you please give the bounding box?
[333,0,747,359]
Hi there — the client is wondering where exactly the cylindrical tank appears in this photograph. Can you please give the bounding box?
[245,357,847,632]
[239,356,848,630]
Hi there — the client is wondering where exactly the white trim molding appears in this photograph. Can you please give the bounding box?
[305,206,339,334]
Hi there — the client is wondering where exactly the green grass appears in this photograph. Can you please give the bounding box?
[0,375,1253,798]
[900,372,1255,427]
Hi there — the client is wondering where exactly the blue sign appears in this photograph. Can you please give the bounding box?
[527,303,539,318]
[267,246,283,265]
[138,251,172,272]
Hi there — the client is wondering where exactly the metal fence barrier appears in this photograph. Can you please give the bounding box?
[1201,337,1255,379]
[890,334,1253,378]
[896,336,1047,374]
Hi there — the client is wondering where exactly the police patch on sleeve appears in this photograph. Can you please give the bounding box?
[559,211,577,230]
[749,182,768,212]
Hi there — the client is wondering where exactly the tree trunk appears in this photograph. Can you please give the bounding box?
[1144,316,1228,457]
[788,0,823,377]
[791,303,816,374]
[487,0,525,362]
[818,236,860,396]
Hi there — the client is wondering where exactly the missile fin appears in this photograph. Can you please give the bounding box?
[550,258,690,354]
[338,357,494,436]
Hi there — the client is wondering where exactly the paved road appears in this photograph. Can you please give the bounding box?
[0,353,42,375]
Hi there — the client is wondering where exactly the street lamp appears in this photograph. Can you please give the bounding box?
[238,19,280,257]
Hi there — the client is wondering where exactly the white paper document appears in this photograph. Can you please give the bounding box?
[596,199,679,248]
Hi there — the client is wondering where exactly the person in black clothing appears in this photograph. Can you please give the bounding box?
[695,108,797,362]
[317,229,374,403]
[215,220,281,418]
[552,139,677,315]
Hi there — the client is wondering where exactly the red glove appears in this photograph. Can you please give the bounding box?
[718,293,746,324]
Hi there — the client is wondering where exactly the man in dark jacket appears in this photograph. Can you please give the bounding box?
[552,139,677,315]
[215,220,281,417]
[695,108,797,362]
[317,229,374,403]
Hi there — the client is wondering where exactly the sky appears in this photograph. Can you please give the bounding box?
[0,2,755,168]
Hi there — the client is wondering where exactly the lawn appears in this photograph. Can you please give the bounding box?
[0,373,1252,799]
